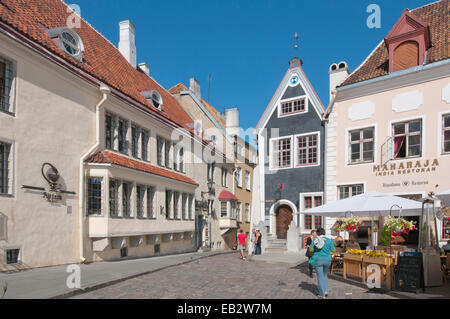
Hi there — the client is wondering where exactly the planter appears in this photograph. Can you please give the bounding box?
[343,253,364,280]
[362,255,395,290]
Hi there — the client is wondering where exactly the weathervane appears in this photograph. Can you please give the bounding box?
[294,32,299,57]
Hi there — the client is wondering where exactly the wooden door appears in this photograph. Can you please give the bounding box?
[276,205,293,239]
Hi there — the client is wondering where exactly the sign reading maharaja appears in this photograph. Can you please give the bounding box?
[373,159,439,177]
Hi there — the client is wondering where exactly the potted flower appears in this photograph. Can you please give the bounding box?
[384,216,416,237]
[341,216,362,232]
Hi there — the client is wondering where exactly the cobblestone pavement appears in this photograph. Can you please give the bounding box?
[72,253,397,299]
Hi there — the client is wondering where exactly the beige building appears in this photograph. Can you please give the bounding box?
[0,0,214,270]
[170,81,258,250]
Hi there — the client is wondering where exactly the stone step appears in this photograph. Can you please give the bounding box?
[265,247,288,253]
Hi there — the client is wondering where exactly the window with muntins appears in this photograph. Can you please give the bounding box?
[87,177,102,215]
[338,184,364,200]
[272,138,291,168]
[165,140,171,168]
[188,195,194,220]
[221,202,228,218]
[296,134,318,166]
[165,190,172,219]
[109,179,119,217]
[0,142,11,195]
[393,120,422,159]
[245,171,250,190]
[118,119,128,154]
[105,113,114,150]
[235,167,242,187]
[132,126,139,158]
[303,195,322,230]
[280,98,305,116]
[349,128,374,163]
[147,186,155,218]
[443,115,450,154]
[136,185,145,218]
[141,129,149,161]
[182,193,187,220]
[122,182,131,217]
[6,248,20,265]
[174,192,180,219]
[245,203,250,222]
[0,57,13,113]
[157,137,164,166]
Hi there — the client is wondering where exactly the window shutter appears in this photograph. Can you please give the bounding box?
[393,41,419,72]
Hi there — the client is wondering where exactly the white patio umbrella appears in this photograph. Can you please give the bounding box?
[303,192,423,217]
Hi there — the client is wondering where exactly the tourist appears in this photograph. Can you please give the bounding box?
[344,235,360,251]
[250,229,256,254]
[254,229,262,255]
[237,230,247,260]
[305,230,316,278]
[309,228,336,299]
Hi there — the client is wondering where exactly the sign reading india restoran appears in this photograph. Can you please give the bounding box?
[373,159,439,177]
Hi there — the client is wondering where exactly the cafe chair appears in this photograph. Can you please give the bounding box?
[442,253,450,284]
[330,252,344,275]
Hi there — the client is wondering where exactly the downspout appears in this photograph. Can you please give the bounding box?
[79,84,111,263]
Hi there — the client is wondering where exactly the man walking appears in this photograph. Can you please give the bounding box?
[237,229,247,260]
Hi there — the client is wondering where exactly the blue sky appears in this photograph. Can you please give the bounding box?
[72,0,432,137]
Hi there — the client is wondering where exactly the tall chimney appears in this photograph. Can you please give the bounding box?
[225,108,239,137]
[119,20,137,68]
[329,61,349,103]
[189,78,201,99]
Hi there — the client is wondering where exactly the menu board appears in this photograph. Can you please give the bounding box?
[395,252,424,292]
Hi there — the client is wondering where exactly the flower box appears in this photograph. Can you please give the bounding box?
[344,253,364,262]
[343,253,364,280]
[363,255,394,266]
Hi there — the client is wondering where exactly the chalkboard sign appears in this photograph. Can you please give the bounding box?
[395,252,424,293]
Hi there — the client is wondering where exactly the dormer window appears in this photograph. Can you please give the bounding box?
[142,90,163,110]
[48,27,84,61]
[384,10,430,73]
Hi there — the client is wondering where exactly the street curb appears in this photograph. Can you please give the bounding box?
[50,251,236,299]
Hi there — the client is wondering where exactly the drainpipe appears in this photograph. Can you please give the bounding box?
[79,84,111,263]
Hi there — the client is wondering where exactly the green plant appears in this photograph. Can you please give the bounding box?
[1,282,7,299]
[379,224,391,246]
[340,216,362,232]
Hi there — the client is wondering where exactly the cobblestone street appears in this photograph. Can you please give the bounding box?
[72,253,396,299]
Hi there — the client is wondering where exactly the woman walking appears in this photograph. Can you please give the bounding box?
[308,227,335,299]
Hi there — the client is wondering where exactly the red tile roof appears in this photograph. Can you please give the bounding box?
[0,0,193,130]
[87,151,198,186]
[218,190,238,201]
[341,0,449,87]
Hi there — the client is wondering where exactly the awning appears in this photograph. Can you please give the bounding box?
[218,190,238,201]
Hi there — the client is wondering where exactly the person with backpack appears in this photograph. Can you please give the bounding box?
[308,227,336,299]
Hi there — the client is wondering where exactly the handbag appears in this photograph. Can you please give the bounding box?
[305,248,314,258]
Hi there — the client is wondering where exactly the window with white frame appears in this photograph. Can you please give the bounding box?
[280,97,306,116]
[174,146,184,172]
[105,113,114,150]
[271,137,292,169]
[221,168,228,187]
[442,115,450,154]
[165,190,172,219]
[182,193,187,220]
[303,195,323,230]
[230,202,236,219]
[245,203,250,222]
[338,184,364,200]
[122,182,131,217]
[0,56,14,114]
[131,125,139,158]
[157,137,164,166]
[136,185,145,218]
[141,129,149,161]
[165,140,171,168]
[296,133,318,166]
[188,194,194,220]
[393,119,422,159]
[109,179,119,217]
[220,201,228,218]
[236,202,242,221]
[0,142,11,195]
[349,127,374,164]
[5,248,20,265]
[87,177,102,215]
[174,191,180,219]
[147,186,155,218]
[245,170,251,190]
[118,118,128,154]
[235,167,242,188]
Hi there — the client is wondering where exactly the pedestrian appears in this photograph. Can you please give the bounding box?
[254,229,262,255]
[250,228,256,254]
[237,229,247,260]
[305,230,316,278]
[309,227,336,299]
[344,235,360,251]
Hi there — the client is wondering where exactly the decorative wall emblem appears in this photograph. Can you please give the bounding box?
[22,163,76,203]
[289,75,299,87]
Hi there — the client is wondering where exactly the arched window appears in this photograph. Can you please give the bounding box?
[393,41,419,72]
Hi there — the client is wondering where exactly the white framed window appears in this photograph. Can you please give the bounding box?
[105,112,114,150]
[131,125,140,158]
[301,194,323,230]
[0,56,15,114]
[157,137,165,166]
[173,191,180,219]
[220,201,228,218]
[165,190,173,219]
[235,167,242,188]
[221,168,228,187]
[118,118,128,154]
[182,193,187,220]
[136,185,145,218]
[442,114,450,154]
[109,179,119,217]
[87,177,103,216]
[349,127,375,164]
[245,203,250,222]
[122,182,132,217]
[0,141,12,195]
[236,202,242,222]
[147,186,155,219]
[338,184,364,200]
[295,132,320,167]
[270,136,293,170]
[5,247,21,265]
[141,129,150,161]
[279,96,307,117]
[245,170,251,190]
[188,194,194,220]
[392,119,422,159]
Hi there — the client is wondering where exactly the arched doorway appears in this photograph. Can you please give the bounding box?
[276,205,293,239]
